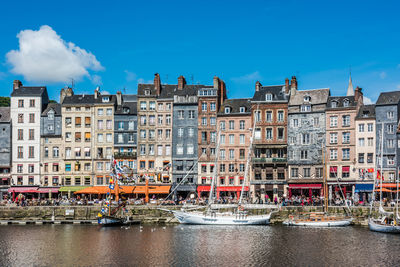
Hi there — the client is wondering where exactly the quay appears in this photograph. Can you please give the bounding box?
[0,205,387,226]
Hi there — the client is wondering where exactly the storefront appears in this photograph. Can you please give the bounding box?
[197,185,249,199]
[288,184,322,198]
[354,183,374,203]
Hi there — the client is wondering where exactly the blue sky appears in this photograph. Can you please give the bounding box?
[0,0,399,103]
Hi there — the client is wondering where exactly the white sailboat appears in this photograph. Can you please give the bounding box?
[283,142,352,227]
[163,106,277,225]
[368,124,400,233]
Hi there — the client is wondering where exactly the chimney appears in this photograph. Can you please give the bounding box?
[355,86,363,105]
[290,76,297,96]
[13,80,22,90]
[116,91,122,106]
[213,76,219,89]
[255,81,262,92]
[178,75,186,90]
[94,86,100,99]
[66,87,74,97]
[219,79,226,107]
[285,78,290,94]
[60,88,66,104]
[154,73,161,95]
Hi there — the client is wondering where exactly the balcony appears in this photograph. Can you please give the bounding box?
[114,152,137,159]
[252,157,287,163]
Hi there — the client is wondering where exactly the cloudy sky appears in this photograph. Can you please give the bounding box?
[0,0,399,103]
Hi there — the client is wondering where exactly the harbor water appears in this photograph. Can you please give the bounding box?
[0,224,399,266]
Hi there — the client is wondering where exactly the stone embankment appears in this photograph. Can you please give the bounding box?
[0,205,388,226]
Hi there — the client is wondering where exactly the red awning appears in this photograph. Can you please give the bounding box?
[197,185,211,192]
[217,186,249,192]
[239,177,244,180]
[330,167,337,172]
[37,188,59,193]
[201,177,207,180]
[342,166,350,172]
[289,184,322,189]
[8,187,39,193]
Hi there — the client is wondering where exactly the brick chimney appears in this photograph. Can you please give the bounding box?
[94,86,100,99]
[154,73,161,95]
[355,86,363,105]
[178,75,186,90]
[13,80,22,90]
[219,79,226,107]
[116,91,122,106]
[213,76,219,89]
[285,78,290,94]
[60,87,74,104]
[290,76,297,96]
[255,81,262,92]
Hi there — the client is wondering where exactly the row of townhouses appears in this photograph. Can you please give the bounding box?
[1,74,399,202]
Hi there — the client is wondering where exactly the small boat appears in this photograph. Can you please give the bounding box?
[283,212,352,227]
[98,215,125,226]
[369,217,400,233]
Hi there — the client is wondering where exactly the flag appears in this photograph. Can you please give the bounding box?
[368,168,374,173]
[377,170,383,180]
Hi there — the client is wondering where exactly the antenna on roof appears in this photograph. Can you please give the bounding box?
[165,74,169,85]
[123,87,126,94]
[70,78,75,89]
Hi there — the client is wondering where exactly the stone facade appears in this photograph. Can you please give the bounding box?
[0,107,11,198]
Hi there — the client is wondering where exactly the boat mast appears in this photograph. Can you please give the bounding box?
[380,123,384,205]
[323,139,328,213]
[369,125,380,216]
[208,128,222,207]
[238,104,258,205]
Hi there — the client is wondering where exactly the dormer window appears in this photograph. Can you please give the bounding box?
[48,110,54,120]
[304,96,311,102]
[343,99,349,107]
[145,90,150,96]
[301,105,311,112]
[266,94,273,101]
[239,107,245,113]
[102,96,110,102]
[331,101,337,108]
[225,107,231,114]
[123,107,130,114]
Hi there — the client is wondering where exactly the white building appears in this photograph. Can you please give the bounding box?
[10,80,49,187]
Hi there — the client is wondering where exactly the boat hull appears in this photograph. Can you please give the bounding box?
[368,219,400,233]
[283,218,352,227]
[98,216,124,226]
[172,211,270,225]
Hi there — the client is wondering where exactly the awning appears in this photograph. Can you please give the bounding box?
[217,186,249,192]
[342,166,350,173]
[38,188,59,193]
[374,188,393,193]
[59,186,90,192]
[377,183,399,188]
[197,185,211,192]
[8,187,39,193]
[355,184,374,193]
[330,166,337,172]
[133,185,171,194]
[289,184,322,189]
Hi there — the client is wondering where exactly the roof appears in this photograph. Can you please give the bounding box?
[137,84,157,97]
[376,91,400,106]
[174,85,212,96]
[218,98,252,115]
[251,85,289,102]
[158,85,176,99]
[289,88,330,106]
[11,86,47,97]
[115,101,137,115]
[62,94,116,105]
[0,107,10,122]
[42,103,61,116]
[356,104,375,119]
[326,96,356,109]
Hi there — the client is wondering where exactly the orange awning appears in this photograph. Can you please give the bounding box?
[133,185,171,194]
[374,188,394,192]
[377,183,399,188]
[74,185,170,194]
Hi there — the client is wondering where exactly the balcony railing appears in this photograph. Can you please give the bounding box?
[252,157,287,163]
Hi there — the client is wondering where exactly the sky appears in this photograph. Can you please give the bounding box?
[0,0,399,104]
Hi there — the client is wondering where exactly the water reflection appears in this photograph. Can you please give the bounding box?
[0,225,399,266]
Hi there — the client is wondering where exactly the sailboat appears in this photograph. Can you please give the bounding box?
[368,125,400,233]
[283,143,353,227]
[163,108,277,225]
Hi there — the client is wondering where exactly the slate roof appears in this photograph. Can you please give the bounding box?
[137,84,158,97]
[62,94,117,105]
[0,107,10,122]
[11,86,47,97]
[289,88,330,106]
[42,103,61,116]
[174,85,212,96]
[376,91,400,106]
[356,104,375,119]
[115,101,137,115]
[251,85,289,102]
[158,85,176,99]
[326,96,356,109]
[218,98,252,115]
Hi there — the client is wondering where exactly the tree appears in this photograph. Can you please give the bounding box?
[0,97,10,107]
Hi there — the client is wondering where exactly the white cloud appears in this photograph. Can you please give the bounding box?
[379,71,387,79]
[6,25,104,83]
[231,71,262,83]
[124,70,137,82]
[137,78,153,84]
[363,96,373,105]
[90,74,102,85]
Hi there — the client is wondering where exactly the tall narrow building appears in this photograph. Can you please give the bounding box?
[0,107,11,199]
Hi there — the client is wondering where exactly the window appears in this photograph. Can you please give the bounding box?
[28,146,34,158]
[29,113,35,123]
[188,110,195,119]
[178,128,184,138]
[330,149,337,160]
[367,153,373,163]
[302,133,310,144]
[166,129,171,139]
[331,101,337,108]
[53,147,59,158]
[97,133,103,143]
[166,145,171,156]
[342,166,350,178]
[210,102,216,111]
[220,134,225,144]
[229,120,234,130]
[18,114,24,123]
[188,128,194,137]
[239,164,245,172]
[278,128,284,140]
[228,134,234,145]
[266,94,272,101]
[210,131,216,142]
[228,164,235,172]
[210,117,216,125]
[65,147,71,158]
[359,124,364,132]
[187,144,194,155]
[128,121,134,130]
[266,111,272,122]
[301,105,311,112]
[98,109,104,116]
[140,161,146,170]
[303,168,311,178]
[220,164,226,172]
[300,150,308,160]
[140,101,146,110]
[313,117,319,126]
[229,149,234,159]
[330,116,338,127]
[225,107,231,114]
[166,103,171,110]
[239,106,245,113]
[17,129,23,140]
[278,111,284,122]
[342,148,350,160]
[266,128,273,140]
[358,138,365,147]
[149,115,155,125]
[291,168,299,178]
[140,145,146,155]
[367,123,373,132]
[75,147,81,158]
[292,119,299,127]
[342,115,350,126]
[220,121,225,130]
[343,99,349,107]
[387,111,394,119]
[176,144,183,155]
[387,124,395,134]
[157,145,163,156]
[148,145,155,155]
[239,120,245,130]
[140,116,147,125]
[342,132,350,143]
[316,168,323,178]
[239,149,245,159]
[368,137,373,146]
[178,110,184,119]
[149,102,155,111]
[149,130,155,140]
[387,139,395,148]
[201,102,207,112]
[97,162,103,171]
[220,149,225,159]
[239,134,245,144]
[158,103,164,111]
[254,111,261,122]
[330,133,338,144]
[106,133,112,143]
[18,100,24,107]
[255,128,261,140]
[202,117,207,126]
[148,161,154,169]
